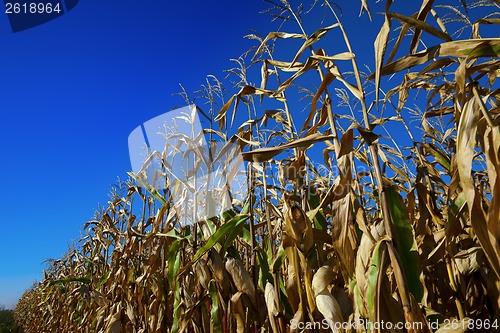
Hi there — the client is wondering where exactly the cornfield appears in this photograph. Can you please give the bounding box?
[14,1,500,332]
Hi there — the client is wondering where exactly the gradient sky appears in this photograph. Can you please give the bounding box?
[0,0,459,309]
[0,0,278,309]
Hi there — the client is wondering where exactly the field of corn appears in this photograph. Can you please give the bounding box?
[13,0,500,332]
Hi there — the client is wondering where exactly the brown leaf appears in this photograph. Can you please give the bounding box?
[302,72,335,135]
[242,133,335,162]
[254,31,306,58]
[291,23,340,65]
[284,202,313,253]
[375,39,500,77]
[457,97,500,279]
[410,0,436,54]
[267,59,304,72]
[214,95,235,130]
[374,14,391,103]
[388,12,452,44]
[359,0,372,20]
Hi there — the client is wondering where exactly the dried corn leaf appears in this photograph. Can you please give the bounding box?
[388,12,452,44]
[409,0,436,54]
[291,23,340,65]
[376,39,500,77]
[242,133,335,162]
[255,31,306,57]
[374,13,391,102]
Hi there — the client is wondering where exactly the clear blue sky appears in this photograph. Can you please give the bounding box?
[1,0,474,309]
[0,0,277,309]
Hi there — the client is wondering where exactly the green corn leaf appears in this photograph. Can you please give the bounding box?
[209,280,222,332]
[367,240,385,321]
[427,143,451,172]
[256,248,273,292]
[169,240,182,333]
[221,217,247,254]
[156,228,193,243]
[192,212,249,263]
[307,185,327,231]
[446,192,467,235]
[48,277,91,286]
[385,185,424,301]
[272,246,286,273]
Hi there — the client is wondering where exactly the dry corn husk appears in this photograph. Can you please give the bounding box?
[312,265,335,296]
[194,259,211,290]
[265,282,279,333]
[230,292,246,333]
[355,222,385,293]
[453,247,483,276]
[225,257,256,305]
[284,201,314,253]
[290,309,304,333]
[208,249,230,295]
[312,264,344,332]
[316,290,344,333]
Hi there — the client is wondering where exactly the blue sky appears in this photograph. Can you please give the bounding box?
[0,0,277,309]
